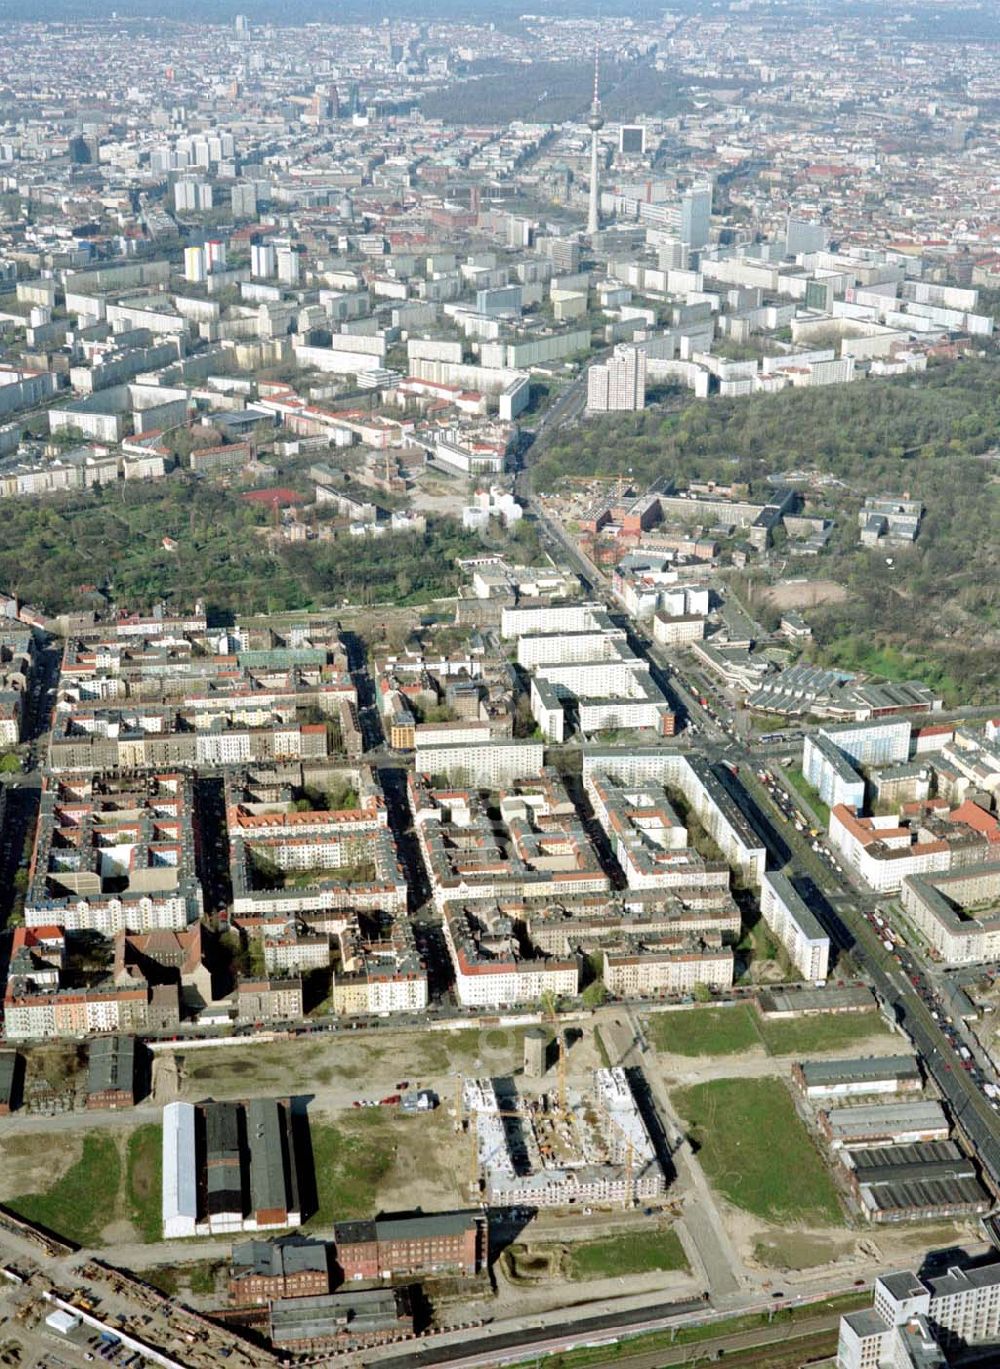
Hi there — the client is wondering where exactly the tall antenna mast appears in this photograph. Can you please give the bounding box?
[587,45,604,237]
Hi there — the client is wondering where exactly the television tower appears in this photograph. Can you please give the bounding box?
[587,47,604,237]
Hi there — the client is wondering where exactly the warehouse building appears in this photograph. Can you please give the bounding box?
[819,1100,950,1149]
[268,1288,412,1350]
[758,984,876,1018]
[162,1097,302,1238]
[840,1142,989,1224]
[229,1238,331,1305]
[86,1034,140,1109]
[792,1055,922,1101]
[0,1050,23,1115]
[334,1211,486,1281]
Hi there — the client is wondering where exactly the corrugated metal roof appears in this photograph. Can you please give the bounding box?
[162,1101,197,1224]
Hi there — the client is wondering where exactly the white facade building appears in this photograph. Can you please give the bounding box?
[759,871,830,982]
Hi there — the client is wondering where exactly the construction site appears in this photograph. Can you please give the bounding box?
[460,1062,668,1210]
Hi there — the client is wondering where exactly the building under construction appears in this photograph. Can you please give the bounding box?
[462,1067,665,1209]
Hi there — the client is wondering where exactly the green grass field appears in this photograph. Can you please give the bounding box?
[759,1010,890,1057]
[307,1115,396,1223]
[8,1134,122,1246]
[125,1124,162,1243]
[647,1005,889,1060]
[647,1005,762,1056]
[567,1227,689,1280]
[672,1078,842,1226]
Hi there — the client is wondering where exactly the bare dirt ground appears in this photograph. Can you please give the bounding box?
[0,1133,80,1202]
[736,1212,982,1281]
[408,473,472,517]
[652,1028,908,1089]
[765,579,849,610]
[170,1023,605,1110]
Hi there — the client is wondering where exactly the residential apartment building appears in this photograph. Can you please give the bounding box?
[330,912,428,1016]
[837,1262,1000,1369]
[803,733,866,814]
[759,871,830,983]
[602,938,733,997]
[829,800,995,894]
[582,750,767,888]
[26,773,203,935]
[587,344,646,413]
[235,978,304,1024]
[414,737,543,787]
[900,863,1000,966]
[443,903,579,1009]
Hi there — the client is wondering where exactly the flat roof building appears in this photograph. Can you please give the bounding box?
[162,1096,302,1239]
[819,1100,949,1149]
[793,1054,922,1100]
[269,1288,412,1350]
[86,1034,138,1109]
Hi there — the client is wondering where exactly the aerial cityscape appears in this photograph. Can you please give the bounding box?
[0,1,999,1367]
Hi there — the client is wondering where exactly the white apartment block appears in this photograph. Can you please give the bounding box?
[823,719,912,768]
[332,965,428,1017]
[828,808,953,894]
[414,738,544,787]
[500,602,607,640]
[582,749,767,887]
[27,893,193,936]
[759,871,830,982]
[652,613,706,646]
[803,733,866,813]
[900,864,1000,966]
[516,628,626,669]
[449,942,578,1009]
[263,932,331,975]
[837,1264,1000,1369]
[587,344,646,413]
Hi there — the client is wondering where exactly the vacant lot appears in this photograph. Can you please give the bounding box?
[648,1005,896,1061]
[758,1011,896,1058]
[753,1232,855,1272]
[177,1026,531,1099]
[567,1227,689,1281]
[765,580,849,611]
[7,1134,122,1246]
[307,1106,467,1224]
[142,1261,225,1299]
[125,1124,162,1243]
[673,1078,842,1226]
[647,1006,763,1057]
